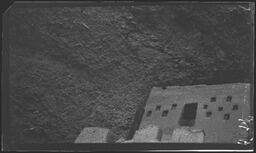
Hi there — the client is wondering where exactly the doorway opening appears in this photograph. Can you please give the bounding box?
[179,103,198,126]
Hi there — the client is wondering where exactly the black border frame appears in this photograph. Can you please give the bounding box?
[1,0,255,151]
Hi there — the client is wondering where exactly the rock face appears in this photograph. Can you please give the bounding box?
[75,127,110,143]
[7,4,253,144]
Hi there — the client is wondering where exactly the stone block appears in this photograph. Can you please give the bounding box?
[123,139,134,143]
[133,125,162,142]
[170,127,204,143]
[161,127,174,142]
[75,127,110,143]
[115,137,126,143]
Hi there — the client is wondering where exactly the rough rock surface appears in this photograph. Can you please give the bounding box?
[7,4,253,144]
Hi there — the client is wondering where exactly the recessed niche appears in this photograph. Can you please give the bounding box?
[171,104,177,110]
[232,104,238,110]
[203,104,208,109]
[146,110,152,117]
[226,96,232,102]
[156,105,161,111]
[162,110,169,117]
[210,97,216,102]
[224,114,230,120]
[218,107,223,111]
[162,86,167,90]
[179,103,198,126]
[206,111,212,117]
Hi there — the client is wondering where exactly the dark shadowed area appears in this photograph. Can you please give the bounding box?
[7,3,253,144]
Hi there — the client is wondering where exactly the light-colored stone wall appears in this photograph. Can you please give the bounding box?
[133,124,162,142]
[122,125,204,143]
[139,83,251,143]
[168,127,204,143]
[75,127,110,143]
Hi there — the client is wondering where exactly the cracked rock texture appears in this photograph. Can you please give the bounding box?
[8,4,253,144]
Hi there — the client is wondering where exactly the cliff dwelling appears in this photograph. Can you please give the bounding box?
[134,83,251,143]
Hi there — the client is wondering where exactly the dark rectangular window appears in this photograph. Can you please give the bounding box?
[224,114,230,120]
[226,96,232,102]
[218,107,223,111]
[179,103,198,126]
[171,104,177,110]
[146,110,152,117]
[162,86,167,90]
[156,105,161,111]
[210,97,216,102]
[162,110,169,117]
[206,111,212,117]
[232,104,238,110]
[203,104,208,109]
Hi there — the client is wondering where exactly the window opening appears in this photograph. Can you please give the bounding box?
[224,114,230,120]
[179,103,198,126]
[156,105,161,111]
[210,97,216,102]
[146,110,152,117]
[162,110,169,117]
